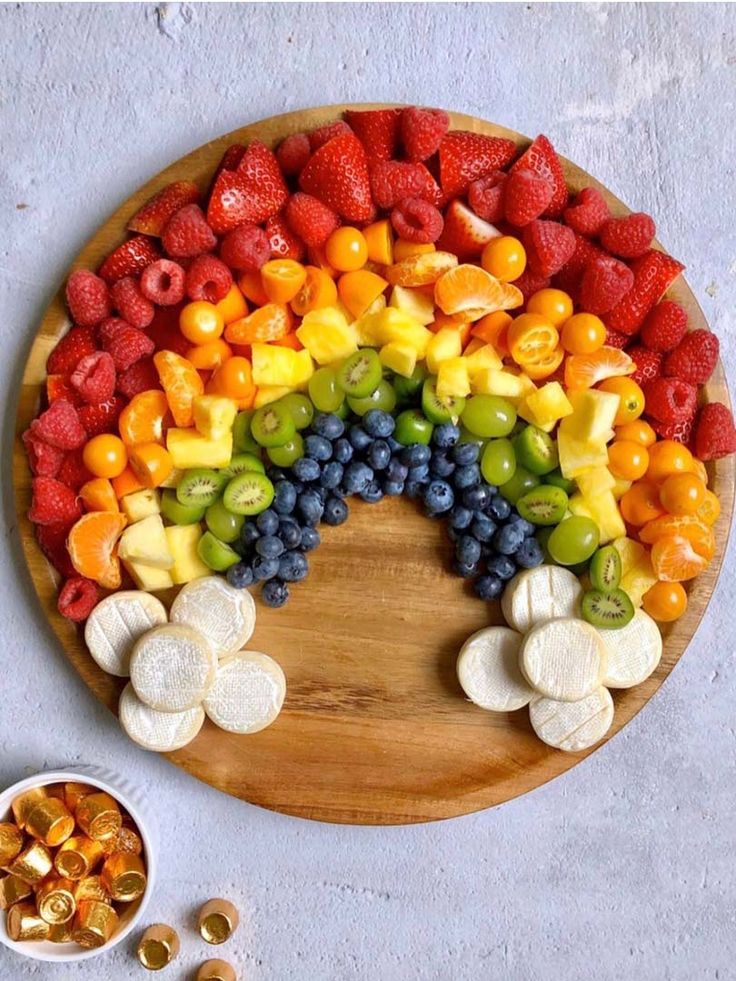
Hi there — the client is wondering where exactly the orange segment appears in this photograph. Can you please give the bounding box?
[128,443,174,489]
[261,260,307,304]
[651,535,709,582]
[471,311,512,356]
[224,303,292,345]
[638,515,715,559]
[393,240,435,262]
[271,331,304,351]
[564,346,634,391]
[118,390,170,446]
[215,283,248,324]
[306,245,338,278]
[362,219,394,265]
[338,269,389,319]
[153,350,205,428]
[290,266,338,316]
[67,512,127,589]
[186,338,233,370]
[238,271,269,307]
[79,478,119,513]
[385,250,458,287]
[111,467,145,499]
[434,264,523,316]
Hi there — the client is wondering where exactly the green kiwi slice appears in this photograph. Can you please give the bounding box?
[514,425,559,475]
[160,489,206,525]
[221,452,265,479]
[421,377,466,424]
[516,485,569,526]
[581,588,634,629]
[250,402,296,448]
[589,546,622,591]
[336,349,382,398]
[223,471,275,516]
[176,469,228,508]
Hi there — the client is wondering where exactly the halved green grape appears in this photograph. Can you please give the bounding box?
[197,531,241,571]
[481,438,516,486]
[280,392,314,430]
[347,379,397,416]
[461,395,517,438]
[516,485,569,526]
[394,409,434,446]
[514,425,559,475]
[221,453,265,479]
[250,401,296,448]
[393,363,427,403]
[232,410,260,454]
[545,468,576,494]
[498,465,539,504]
[336,349,382,397]
[308,366,345,413]
[205,500,245,543]
[421,377,465,424]
[334,399,350,419]
[458,426,487,450]
[160,489,206,525]
[267,432,305,467]
[547,515,600,565]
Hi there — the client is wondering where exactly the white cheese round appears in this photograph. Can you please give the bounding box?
[84,591,167,677]
[599,610,662,688]
[501,566,583,634]
[130,624,216,713]
[204,651,286,734]
[457,626,533,712]
[119,683,205,752]
[529,686,614,751]
[170,577,256,657]
[520,617,607,701]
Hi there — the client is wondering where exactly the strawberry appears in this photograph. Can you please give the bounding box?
[651,415,695,447]
[300,132,375,223]
[29,477,82,526]
[467,172,507,223]
[308,120,352,151]
[127,181,201,237]
[391,199,444,244]
[552,231,606,297]
[65,270,111,327]
[57,448,93,491]
[275,133,311,176]
[147,303,190,356]
[22,429,65,477]
[220,223,271,271]
[663,329,719,385]
[110,276,154,329]
[58,577,99,622]
[207,142,288,234]
[694,402,736,461]
[510,134,568,217]
[512,268,551,303]
[578,256,634,314]
[605,250,685,336]
[70,351,116,404]
[31,400,86,449]
[344,108,402,161]
[78,395,126,436]
[640,300,688,352]
[436,200,499,259]
[99,235,161,284]
[503,168,553,227]
[369,160,442,210]
[116,358,159,399]
[99,319,155,371]
[284,192,340,248]
[523,219,575,277]
[36,520,77,578]
[626,345,663,386]
[438,131,516,198]
[140,258,187,306]
[236,140,289,207]
[600,213,655,259]
[47,325,97,376]
[400,107,449,162]
[643,377,697,424]
[185,255,232,303]
[563,187,609,236]
[212,144,246,183]
[47,375,82,406]
[604,327,629,350]
[266,214,306,261]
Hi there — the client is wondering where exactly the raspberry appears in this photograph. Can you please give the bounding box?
[65,270,111,327]
[390,198,444,244]
[266,214,306,261]
[627,345,663,386]
[512,268,551,303]
[58,577,99,622]
[579,256,634,314]
[220,223,271,271]
[467,172,506,223]
[308,120,352,151]
[99,319,155,371]
[643,377,697,424]
[284,193,340,249]
[600,213,656,259]
[57,448,93,490]
[77,395,126,436]
[29,477,82,526]
[523,220,575,277]
[663,329,719,385]
[110,276,154,328]
[640,300,688,352]
[503,169,553,227]
[563,187,609,236]
[116,358,159,399]
[161,204,217,258]
[605,327,629,350]
[185,255,232,303]
[70,351,116,404]
[400,107,449,162]
[651,415,694,447]
[47,325,97,376]
[275,132,311,176]
[36,521,77,577]
[552,231,606,298]
[694,402,736,461]
[369,160,442,210]
[22,429,65,477]
[140,259,186,306]
[31,400,86,449]
[98,235,161,284]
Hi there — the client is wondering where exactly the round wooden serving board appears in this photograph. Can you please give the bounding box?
[14,106,734,825]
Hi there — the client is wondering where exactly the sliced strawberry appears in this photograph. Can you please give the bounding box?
[300,132,375,223]
[436,200,500,259]
[344,108,402,161]
[128,181,201,237]
[604,250,685,336]
[207,141,288,234]
[266,214,306,261]
[77,394,127,437]
[98,235,161,284]
[510,134,568,218]
[438,131,516,198]
[212,144,247,184]
[47,374,83,406]
[400,107,449,162]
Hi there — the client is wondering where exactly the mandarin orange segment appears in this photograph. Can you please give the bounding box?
[338,269,389,319]
[215,283,248,324]
[261,259,307,304]
[471,311,512,355]
[79,478,119,513]
[563,346,634,391]
[385,250,458,287]
[224,303,292,345]
[434,264,523,316]
[271,331,304,351]
[651,535,709,582]
[186,338,233,370]
[153,350,205,428]
[392,240,435,262]
[67,512,127,589]
[638,515,715,558]
[290,265,338,316]
[118,389,170,446]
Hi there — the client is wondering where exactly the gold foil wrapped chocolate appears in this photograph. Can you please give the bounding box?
[101,852,147,902]
[101,822,143,857]
[11,788,48,829]
[0,874,32,909]
[198,898,239,944]
[197,959,237,981]
[75,792,122,841]
[25,798,75,847]
[48,921,74,944]
[4,840,53,885]
[54,835,104,880]
[7,900,51,941]
[0,822,23,866]
[73,899,118,948]
[73,875,110,905]
[36,876,77,924]
[136,923,180,970]
[63,782,92,813]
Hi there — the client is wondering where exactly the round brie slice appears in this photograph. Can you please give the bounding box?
[501,566,583,634]
[599,610,663,688]
[520,617,607,702]
[85,591,167,677]
[130,624,216,713]
[119,683,205,752]
[457,627,533,712]
[529,686,614,752]
[204,651,286,734]
[170,577,256,657]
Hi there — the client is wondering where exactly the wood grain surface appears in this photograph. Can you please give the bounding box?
[13,105,734,825]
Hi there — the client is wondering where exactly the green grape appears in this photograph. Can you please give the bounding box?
[547,516,600,565]
[334,399,350,420]
[205,500,245,543]
[461,395,517,438]
[458,426,487,451]
[394,409,434,446]
[545,468,576,494]
[280,392,314,430]
[393,363,427,403]
[498,465,539,504]
[347,379,397,416]
[308,366,345,412]
[160,489,206,526]
[480,438,516,486]
[232,410,260,454]
[267,432,305,467]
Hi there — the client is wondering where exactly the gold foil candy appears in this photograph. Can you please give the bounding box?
[54,835,104,880]
[101,823,143,858]
[198,898,239,944]
[36,876,77,925]
[11,787,48,829]
[0,874,32,910]
[0,823,23,867]
[75,792,122,841]
[63,782,92,813]
[48,920,75,943]
[25,797,75,847]
[73,875,110,905]
[101,852,147,902]
[136,923,180,970]
[4,840,53,885]
[7,900,51,941]
[73,899,118,948]
[197,959,237,981]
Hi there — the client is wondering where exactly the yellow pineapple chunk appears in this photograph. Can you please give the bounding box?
[254,385,292,408]
[525,382,573,430]
[389,285,435,325]
[563,390,620,443]
[379,342,417,378]
[611,477,632,500]
[582,489,626,543]
[569,494,595,521]
[471,369,527,399]
[426,328,462,374]
[575,466,616,499]
[251,344,313,388]
[192,395,237,440]
[165,525,210,584]
[437,357,470,399]
[291,349,315,388]
[123,559,173,592]
[463,343,503,379]
[118,515,174,570]
[296,307,358,364]
[372,308,432,356]
[557,428,609,478]
[166,428,233,469]
[120,488,160,522]
[613,537,657,607]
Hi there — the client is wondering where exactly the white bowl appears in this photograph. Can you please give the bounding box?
[0,766,155,963]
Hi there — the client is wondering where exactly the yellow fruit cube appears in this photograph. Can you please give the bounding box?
[583,490,626,543]
[426,328,462,374]
[557,428,609,478]
[379,341,417,378]
[165,525,210,584]
[525,382,573,430]
[620,551,657,607]
[612,536,648,576]
[251,345,313,389]
[118,515,174,570]
[373,308,432,357]
[296,307,358,364]
[611,477,632,500]
[192,395,237,440]
[576,466,616,499]
[123,558,173,591]
[569,494,595,521]
[291,349,315,388]
[159,468,182,489]
[254,385,292,408]
[464,345,503,383]
[437,357,470,399]
[389,285,435,326]
[120,488,160,522]
[471,369,527,399]
[166,429,233,469]
[564,390,620,443]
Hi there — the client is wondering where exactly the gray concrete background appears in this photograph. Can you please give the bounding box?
[1,4,735,978]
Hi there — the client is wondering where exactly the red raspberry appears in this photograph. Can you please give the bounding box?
[563,188,610,236]
[640,300,688,352]
[400,107,449,162]
[70,351,116,404]
[643,377,697,424]
[110,276,154,328]
[57,448,93,490]
[266,215,305,261]
[605,251,685,336]
[579,256,634,314]
[467,172,507,223]
[99,319,155,371]
[77,394,126,436]
[220,223,271,271]
[605,327,629,350]
[651,415,695,447]
[308,120,352,151]
[46,325,97,376]
[369,160,442,210]
[47,375,82,406]
[31,400,86,449]
[627,345,663,386]
[276,133,311,176]
[390,198,444,244]
[140,259,186,306]
[513,268,551,303]
[503,169,553,227]
[22,429,65,477]
[161,204,217,258]
[36,521,77,578]
[344,108,402,161]
[694,402,736,461]
[65,270,111,327]
[600,213,655,259]
[58,576,99,622]
[284,193,340,249]
[552,232,606,298]
[523,220,575,277]
[99,235,161,284]
[29,477,82,526]
[185,255,233,303]
[116,358,159,398]
[663,329,719,385]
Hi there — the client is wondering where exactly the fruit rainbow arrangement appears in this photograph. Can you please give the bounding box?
[21,105,736,754]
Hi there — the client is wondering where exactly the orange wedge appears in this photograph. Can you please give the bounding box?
[338,269,389,319]
[651,535,710,582]
[224,303,292,345]
[79,478,119,513]
[118,390,170,446]
[564,346,634,391]
[434,264,523,316]
[362,219,394,265]
[385,250,458,287]
[238,271,269,307]
[67,512,127,589]
[153,350,204,428]
[639,515,715,559]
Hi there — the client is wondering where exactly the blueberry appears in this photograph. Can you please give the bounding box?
[387,458,408,483]
[432,423,461,448]
[388,436,402,453]
[273,480,297,516]
[292,479,305,494]
[452,442,479,465]
[332,483,347,499]
[320,460,344,490]
[349,425,372,451]
[344,461,374,494]
[487,554,516,580]
[401,444,431,468]
[360,479,384,504]
[252,555,279,581]
[463,485,491,511]
[313,485,329,505]
[454,463,480,490]
[408,463,430,483]
[471,513,497,542]
[305,434,332,461]
[492,523,525,555]
[262,578,289,607]
[241,522,260,547]
[516,537,545,568]
[474,574,504,600]
[293,457,320,482]
[456,534,482,566]
[278,551,309,582]
[267,467,287,483]
[313,413,345,440]
[510,516,535,538]
[323,496,349,526]
[453,559,478,578]
[382,479,404,497]
[424,480,454,515]
[450,505,473,530]
[488,494,511,521]
[333,437,354,464]
[256,509,279,536]
[226,562,253,589]
[300,527,321,551]
[255,535,285,559]
[430,452,455,479]
[404,479,424,500]
[367,439,391,470]
[363,409,395,438]
[297,489,324,526]
[279,517,302,550]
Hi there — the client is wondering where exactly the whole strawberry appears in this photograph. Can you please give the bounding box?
[65,270,111,327]
[266,215,306,261]
[627,345,662,386]
[600,213,655,259]
[503,169,553,227]
[400,107,449,162]
[99,235,161,284]
[563,187,609,236]
[127,181,200,237]
[643,377,697,423]
[663,329,719,384]
[523,219,575,277]
[694,402,736,460]
[579,256,634,314]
